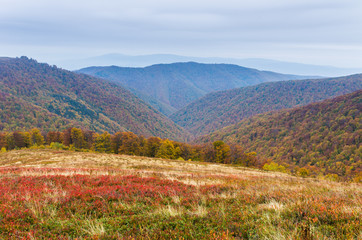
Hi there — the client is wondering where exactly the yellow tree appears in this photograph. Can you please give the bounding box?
[30,128,44,146]
[213,141,230,163]
[156,139,176,159]
[70,128,85,149]
[94,132,112,153]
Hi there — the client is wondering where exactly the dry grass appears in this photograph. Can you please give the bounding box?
[82,220,106,236]
[1,149,361,201]
[0,149,289,179]
[154,205,184,217]
[0,149,361,239]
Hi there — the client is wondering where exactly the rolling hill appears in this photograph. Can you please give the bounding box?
[1,149,360,238]
[0,57,189,141]
[171,74,362,136]
[198,90,362,179]
[78,62,311,115]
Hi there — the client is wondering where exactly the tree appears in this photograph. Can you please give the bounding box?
[297,167,310,177]
[83,130,96,149]
[229,145,246,165]
[0,133,6,149]
[62,128,72,146]
[111,132,145,155]
[263,161,287,173]
[30,128,44,146]
[46,131,63,145]
[118,132,144,155]
[94,132,112,153]
[200,143,215,162]
[5,133,15,150]
[70,128,85,149]
[13,131,31,148]
[145,137,162,157]
[213,141,230,163]
[156,139,176,159]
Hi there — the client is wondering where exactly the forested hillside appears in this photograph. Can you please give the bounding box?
[172,75,362,136]
[199,90,362,180]
[78,62,310,115]
[0,57,189,141]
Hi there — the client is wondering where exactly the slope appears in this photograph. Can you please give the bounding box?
[0,90,80,132]
[0,149,360,238]
[0,57,188,141]
[78,62,311,115]
[171,74,362,136]
[198,90,362,179]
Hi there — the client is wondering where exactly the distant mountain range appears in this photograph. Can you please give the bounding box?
[171,74,362,136]
[0,57,189,141]
[197,90,362,179]
[59,53,362,76]
[78,62,312,115]
[2,55,361,146]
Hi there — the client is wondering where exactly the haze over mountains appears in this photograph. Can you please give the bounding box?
[78,62,311,115]
[171,74,362,136]
[61,53,362,76]
[0,57,188,141]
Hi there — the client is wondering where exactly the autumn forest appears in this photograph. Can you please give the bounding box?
[0,56,361,239]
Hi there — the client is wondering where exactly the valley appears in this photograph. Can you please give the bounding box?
[171,74,362,136]
[0,56,361,239]
[2,1,362,239]
[78,62,312,115]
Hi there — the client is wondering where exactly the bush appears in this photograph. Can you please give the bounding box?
[297,167,310,177]
[263,161,288,173]
[324,174,339,182]
[49,142,66,150]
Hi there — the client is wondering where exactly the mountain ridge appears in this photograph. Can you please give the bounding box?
[0,56,189,141]
[78,62,313,115]
[57,53,362,76]
[171,74,362,136]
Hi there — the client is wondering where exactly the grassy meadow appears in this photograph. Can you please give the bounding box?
[0,149,361,239]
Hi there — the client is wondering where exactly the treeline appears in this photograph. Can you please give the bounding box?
[0,128,264,167]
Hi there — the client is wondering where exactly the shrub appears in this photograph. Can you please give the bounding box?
[49,142,66,150]
[263,161,288,173]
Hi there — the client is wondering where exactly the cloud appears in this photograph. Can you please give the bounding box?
[0,0,361,67]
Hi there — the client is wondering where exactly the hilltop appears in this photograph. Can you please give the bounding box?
[172,74,362,136]
[0,57,188,141]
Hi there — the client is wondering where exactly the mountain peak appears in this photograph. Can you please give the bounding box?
[78,63,312,115]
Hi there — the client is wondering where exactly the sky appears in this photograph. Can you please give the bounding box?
[1,0,362,68]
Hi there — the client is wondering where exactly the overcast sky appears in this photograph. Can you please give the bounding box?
[1,0,362,68]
